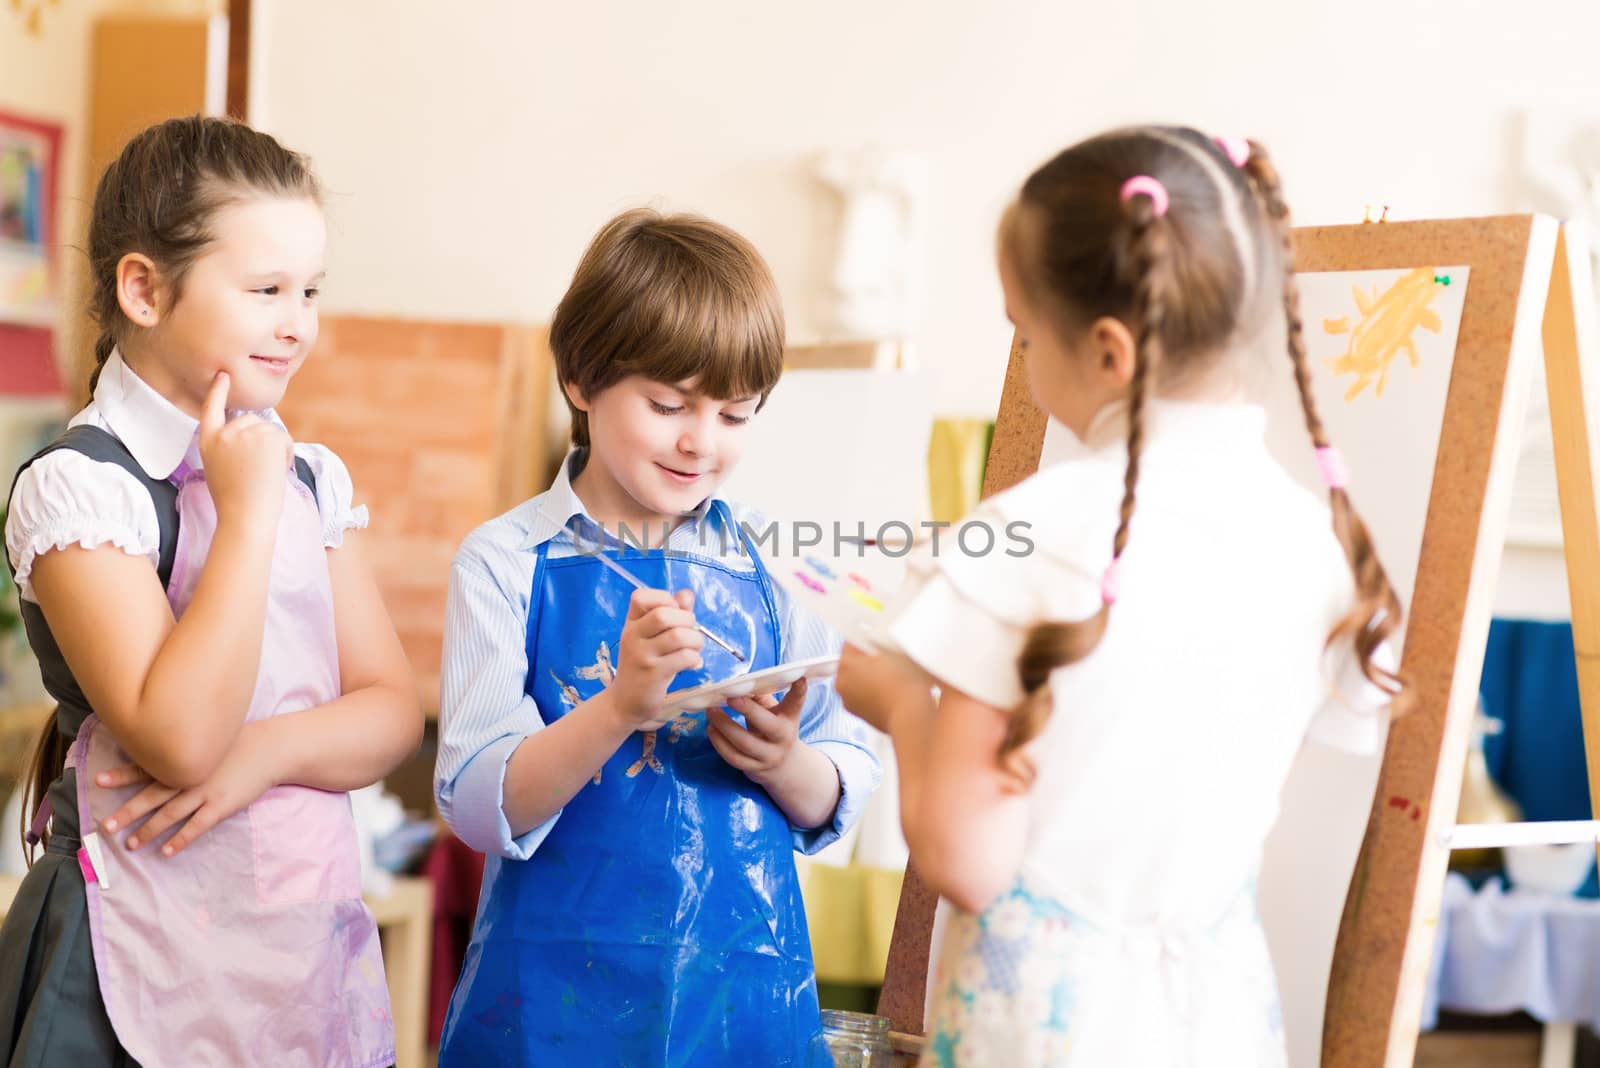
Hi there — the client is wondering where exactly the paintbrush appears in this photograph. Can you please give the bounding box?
[590,551,746,663]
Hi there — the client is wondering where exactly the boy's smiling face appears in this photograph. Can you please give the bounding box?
[567,374,762,530]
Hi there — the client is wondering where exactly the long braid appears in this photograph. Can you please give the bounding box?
[1242,142,1411,709]
[1113,199,1165,565]
[1005,190,1169,780]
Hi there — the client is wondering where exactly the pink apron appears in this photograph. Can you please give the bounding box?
[68,468,394,1067]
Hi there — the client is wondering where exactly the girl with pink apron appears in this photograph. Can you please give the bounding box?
[1,426,393,1067]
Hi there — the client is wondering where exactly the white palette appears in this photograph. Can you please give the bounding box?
[659,654,841,715]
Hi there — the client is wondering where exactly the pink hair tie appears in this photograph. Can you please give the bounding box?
[1101,556,1124,606]
[1119,175,1169,217]
[1215,136,1251,167]
[1316,446,1350,489]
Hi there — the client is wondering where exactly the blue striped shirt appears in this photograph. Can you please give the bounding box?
[434,450,881,861]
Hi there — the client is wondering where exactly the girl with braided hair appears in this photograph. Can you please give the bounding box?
[836,126,1410,1067]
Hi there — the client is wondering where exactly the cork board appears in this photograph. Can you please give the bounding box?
[874,217,1566,1068]
[1308,216,1558,1067]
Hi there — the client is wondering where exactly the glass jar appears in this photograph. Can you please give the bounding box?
[820,1009,894,1067]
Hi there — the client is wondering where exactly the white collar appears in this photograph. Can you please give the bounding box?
[91,349,202,480]
[92,349,290,479]
[521,449,717,550]
[1076,396,1266,452]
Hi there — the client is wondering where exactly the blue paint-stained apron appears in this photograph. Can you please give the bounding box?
[439,503,829,1067]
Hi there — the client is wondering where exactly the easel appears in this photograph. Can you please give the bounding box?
[874,215,1600,1067]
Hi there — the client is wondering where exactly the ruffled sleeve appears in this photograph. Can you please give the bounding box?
[4,451,162,603]
[886,498,1104,711]
[293,443,370,549]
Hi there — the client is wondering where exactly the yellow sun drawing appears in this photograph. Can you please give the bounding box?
[9,0,62,37]
[1324,266,1449,402]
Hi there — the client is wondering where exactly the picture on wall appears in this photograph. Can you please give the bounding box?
[0,109,62,328]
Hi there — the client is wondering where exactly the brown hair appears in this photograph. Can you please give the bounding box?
[1001,127,1410,776]
[85,115,322,392]
[549,208,786,448]
[20,116,319,858]
[16,718,62,862]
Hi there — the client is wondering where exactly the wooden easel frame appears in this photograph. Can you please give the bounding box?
[876,215,1595,1068]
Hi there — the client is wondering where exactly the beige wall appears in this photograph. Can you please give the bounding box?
[253,0,1600,421]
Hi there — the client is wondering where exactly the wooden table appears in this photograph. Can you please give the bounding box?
[0,871,433,1067]
[368,875,434,1068]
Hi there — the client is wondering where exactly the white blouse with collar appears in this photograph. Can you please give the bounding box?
[886,398,1393,925]
[5,350,367,604]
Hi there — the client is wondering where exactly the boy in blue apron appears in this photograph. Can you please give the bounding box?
[433,208,881,1066]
